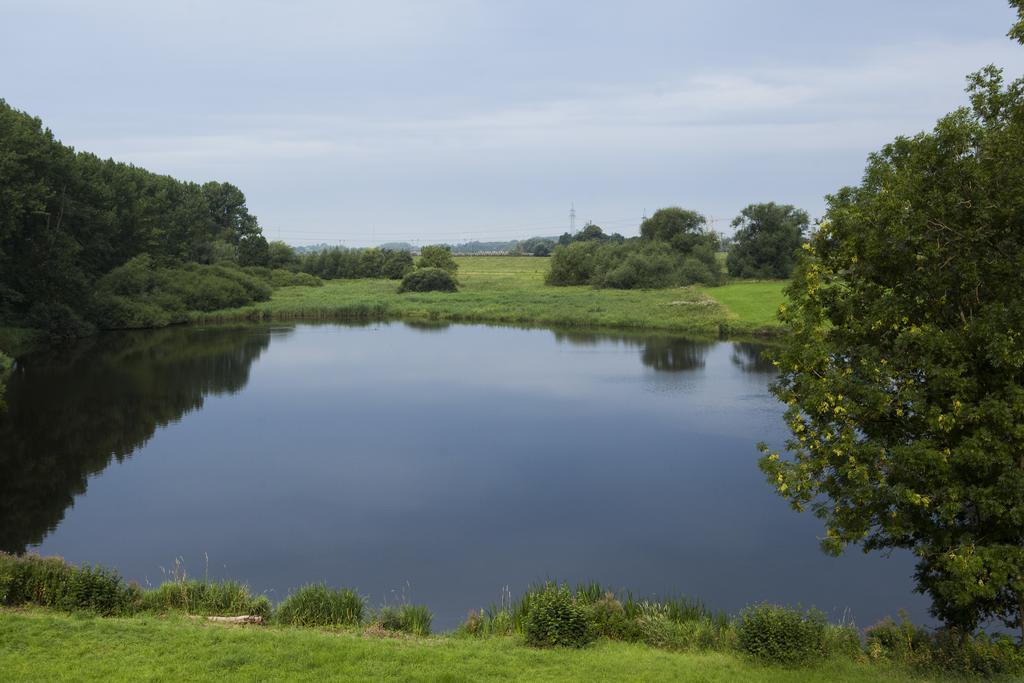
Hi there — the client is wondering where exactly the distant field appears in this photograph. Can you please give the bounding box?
[0,609,950,683]
[197,256,786,337]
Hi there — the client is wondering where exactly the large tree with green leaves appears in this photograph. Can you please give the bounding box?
[726,203,808,279]
[760,65,1024,637]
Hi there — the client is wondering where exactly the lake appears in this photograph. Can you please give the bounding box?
[0,322,929,630]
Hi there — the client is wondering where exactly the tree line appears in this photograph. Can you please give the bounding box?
[0,99,275,338]
[545,203,807,289]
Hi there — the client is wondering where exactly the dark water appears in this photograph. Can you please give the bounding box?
[0,322,929,630]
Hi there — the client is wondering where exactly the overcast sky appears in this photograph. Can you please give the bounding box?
[3,1,1023,246]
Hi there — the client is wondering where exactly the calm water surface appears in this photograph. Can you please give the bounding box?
[0,322,928,629]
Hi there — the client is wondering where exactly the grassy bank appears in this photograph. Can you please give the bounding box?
[194,257,787,337]
[0,609,956,683]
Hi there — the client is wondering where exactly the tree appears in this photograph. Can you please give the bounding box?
[759,67,1024,637]
[576,223,607,241]
[417,245,458,274]
[639,207,711,253]
[237,234,269,267]
[266,241,298,270]
[726,203,809,279]
[1011,0,1023,44]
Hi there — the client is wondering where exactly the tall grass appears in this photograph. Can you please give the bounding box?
[276,584,364,627]
[373,604,432,636]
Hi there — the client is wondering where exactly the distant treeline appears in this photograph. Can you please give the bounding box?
[0,99,281,338]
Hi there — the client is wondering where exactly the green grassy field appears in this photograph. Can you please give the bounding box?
[0,609,955,683]
[196,256,788,337]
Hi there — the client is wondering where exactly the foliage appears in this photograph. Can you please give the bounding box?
[92,255,272,329]
[1011,0,1024,44]
[381,249,414,279]
[397,267,458,293]
[298,247,413,280]
[522,583,594,648]
[726,203,808,279]
[0,350,11,410]
[546,239,721,288]
[373,604,432,636]
[275,584,364,627]
[866,612,1024,677]
[417,245,459,274]
[736,604,829,665]
[269,269,323,288]
[544,240,603,285]
[759,67,1024,636]
[0,100,267,329]
[266,241,299,270]
[640,207,717,254]
[0,553,138,615]
[140,579,271,619]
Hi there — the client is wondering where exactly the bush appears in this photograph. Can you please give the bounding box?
[93,257,273,329]
[381,250,414,279]
[545,241,602,285]
[522,584,593,648]
[595,244,679,289]
[0,553,138,616]
[275,584,364,627]
[866,613,1024,676]
[27,301,95,342]
[270,269,322,288]
[397,268,458,293]
[373,604,432,636]
[586,592,637,640]
[417,245,458,274]
[736,603,827,665]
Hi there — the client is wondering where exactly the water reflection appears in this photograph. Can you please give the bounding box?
[0,326,278,553]
[730,342,777,374]
[552,330,715,372]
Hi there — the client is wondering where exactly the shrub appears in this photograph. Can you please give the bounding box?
[736,603,827,665]
[275,584,364,627]
[373,604,432,636]
[0,553,138,616]
[27,301,95,342]
[397,268,458,293]
[545,241,602,285]
[93,258,272,329]
[417,245,458,274]
[586,592,637,640]
[380,250,414,279]
[866,613,1024,676]
[522,584,593,648]
[270,269,322,288]
[595,244,679,289]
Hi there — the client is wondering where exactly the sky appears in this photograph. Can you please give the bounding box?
[3,1,1023,247]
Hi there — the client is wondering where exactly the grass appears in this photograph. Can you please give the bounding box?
[193,256,787,337]
[701,280,789,328]
[0,608,962,683]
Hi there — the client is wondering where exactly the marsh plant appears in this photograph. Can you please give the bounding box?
[373,604,433,636]
[275,584,364,627]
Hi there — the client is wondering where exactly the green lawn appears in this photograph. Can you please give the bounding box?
[196,256,786,337]
[0,609,950,683]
